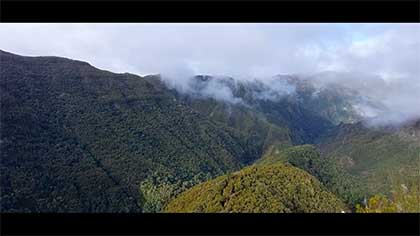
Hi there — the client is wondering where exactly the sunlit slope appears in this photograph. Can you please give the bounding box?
[257,144,366,206]
[165,164,346,213]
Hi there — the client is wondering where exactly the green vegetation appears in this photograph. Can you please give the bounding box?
[356,181,420,213]
[257,145,366,207]
[0,51,253,212]
[169,75,337,145]
[138,172,213,213]
[319,122,420,198]
[297,83,361,125]
[1,50,418,213]
[180,97,293,163]
[257,144,318,166]
[165,164,346,213]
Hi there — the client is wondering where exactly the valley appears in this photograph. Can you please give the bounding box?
[1,50,419,213]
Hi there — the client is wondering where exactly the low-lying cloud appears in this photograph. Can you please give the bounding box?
[0,23,418,126]
[308,71,420,126]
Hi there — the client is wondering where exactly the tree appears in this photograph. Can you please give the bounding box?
[356,183,420,213]
[139,179,174,213]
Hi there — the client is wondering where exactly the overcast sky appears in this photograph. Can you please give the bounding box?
[0,23,419,80]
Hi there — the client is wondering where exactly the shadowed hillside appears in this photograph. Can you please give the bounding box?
[0,50,256,212]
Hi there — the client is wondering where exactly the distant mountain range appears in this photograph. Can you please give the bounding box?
[1,50,418,213]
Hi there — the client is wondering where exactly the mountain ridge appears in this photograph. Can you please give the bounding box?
[1,50,418,213]
[0,50,257,212]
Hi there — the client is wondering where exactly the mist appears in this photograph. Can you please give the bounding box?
[308,71,420,127]
[0,23,419,126]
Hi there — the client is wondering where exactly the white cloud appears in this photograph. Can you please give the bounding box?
[1,23,418,79]
[0,23,419,125]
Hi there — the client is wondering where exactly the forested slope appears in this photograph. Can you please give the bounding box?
[318,121,420,196]
[1,50,418,213]
[165,163,346,213]
[257,144,366,207]
[0,50,254,212]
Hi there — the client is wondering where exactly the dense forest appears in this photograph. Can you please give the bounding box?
[165,164,346,213]
[0,50,255,212]
[1,50,419,213]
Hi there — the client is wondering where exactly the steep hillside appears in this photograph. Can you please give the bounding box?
[257,123,420,208]
[318,121,420,197]
[156,75,354,145]
[142,75,295,164]
[2,50,418,213]
[257,145,366,206]
[165,164,346,213]
[172,93,293,164]
[0,50,253,212]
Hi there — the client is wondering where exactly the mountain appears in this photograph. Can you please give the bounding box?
[140,75,293,165]
[0,50,257,212]
[318,121,420,197]
[1,50,418,213]
[256,120,420,207]
[256,144,366,206]
[167,74,419,208]
[165,163,347,213]
[158,74,359,145]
